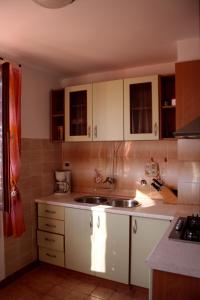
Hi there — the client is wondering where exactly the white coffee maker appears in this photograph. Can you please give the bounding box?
[54,170,71,194]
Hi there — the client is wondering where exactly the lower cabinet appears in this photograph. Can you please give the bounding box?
[65,207,129,284]
[37,203,65,267]
[131,217,170,288]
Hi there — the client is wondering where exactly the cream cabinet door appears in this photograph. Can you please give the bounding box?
[93,211,129,284]
[124,75,159,140]
[65,207,94,275]
[92,79,124,141]
[65,84,92,141]
[131,216,170,288]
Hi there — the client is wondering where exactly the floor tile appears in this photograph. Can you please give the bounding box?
[91,286,115,299]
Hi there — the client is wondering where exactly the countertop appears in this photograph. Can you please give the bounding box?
[146,218,200,279]
[35,192,200,220]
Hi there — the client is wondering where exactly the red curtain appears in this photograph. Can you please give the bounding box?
[3,62,25,237]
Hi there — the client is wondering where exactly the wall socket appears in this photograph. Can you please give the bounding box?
[62,161,71,170]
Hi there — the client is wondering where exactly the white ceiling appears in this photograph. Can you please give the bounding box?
[0,0,199,77]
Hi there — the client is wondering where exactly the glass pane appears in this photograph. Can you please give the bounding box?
[70,90,87,136]
[130,82,152,134]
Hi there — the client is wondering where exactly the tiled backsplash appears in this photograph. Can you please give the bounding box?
[62,140,200,205]
[5,138,62,276]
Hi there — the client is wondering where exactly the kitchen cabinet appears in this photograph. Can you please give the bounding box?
[124,75,159,140]
[131,216,170,288]
[175,60,200,130]
[65,207,129,283]
[92,79,123,141]
[65,80,123,141]
[37,203,65,267]
[159,75,176,139]
[152,269,200,300]
[50,89,65,141]
[65,84,92,141]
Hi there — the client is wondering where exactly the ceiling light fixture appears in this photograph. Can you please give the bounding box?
[32,0,75,9]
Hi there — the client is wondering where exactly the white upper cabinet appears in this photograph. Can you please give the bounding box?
[124,75,159,140]
[65,84,92,141]
[92,79,123,141]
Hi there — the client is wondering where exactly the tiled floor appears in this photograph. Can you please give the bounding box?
[0,263,148,300]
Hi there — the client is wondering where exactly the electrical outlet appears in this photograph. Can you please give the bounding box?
[145,161,159,177]
[62,161,71,170]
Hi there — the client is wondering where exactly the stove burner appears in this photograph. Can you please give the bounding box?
[169,215,200,243]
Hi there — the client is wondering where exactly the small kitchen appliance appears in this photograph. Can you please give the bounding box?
[169,214,200,243]
[54,170,71,194]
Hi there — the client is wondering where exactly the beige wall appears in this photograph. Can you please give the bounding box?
[21,66,60,139]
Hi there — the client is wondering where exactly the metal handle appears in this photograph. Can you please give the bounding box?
[88,126,91,138]
[45,224,56,228]
[94,125,97,138]
[154,122,158,136]
[45,210,56,214]
[97,216,100,228]
[90,216,93,228]
[46,253,56,258]
[133,219,137,234]
[45,238,55,242]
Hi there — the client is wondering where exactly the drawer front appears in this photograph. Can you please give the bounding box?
[39,247,64,267]
[38,203,64,220]
[38,217,64,235]
[37,230,64,251]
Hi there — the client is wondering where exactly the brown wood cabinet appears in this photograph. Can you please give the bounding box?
[175,60,200,130]
[152,269,200,300]
[50,89,65,141]
[159,75,176,139]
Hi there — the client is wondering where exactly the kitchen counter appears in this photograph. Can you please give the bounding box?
[35,192,200,221]
[146,218,200,278]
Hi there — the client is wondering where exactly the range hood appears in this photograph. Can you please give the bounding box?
[174,117,200,138]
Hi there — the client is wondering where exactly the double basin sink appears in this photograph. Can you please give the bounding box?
[74,195,140,208]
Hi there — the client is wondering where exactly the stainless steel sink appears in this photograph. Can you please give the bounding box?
[74,195,108,205]
[107,198,141,208]
[74,195,141,208]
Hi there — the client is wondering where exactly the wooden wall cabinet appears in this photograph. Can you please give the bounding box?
[159,75,176,139]
[50,89,65,142]
[124,75,159,140]
[175,60,200,130]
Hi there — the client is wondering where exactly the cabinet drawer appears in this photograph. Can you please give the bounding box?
[37,230,64,251]
[38,203,64,220]
[39,247,64,267]
[38,217,64,235]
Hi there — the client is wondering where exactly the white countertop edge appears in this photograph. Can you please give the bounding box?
[35,197,174,221]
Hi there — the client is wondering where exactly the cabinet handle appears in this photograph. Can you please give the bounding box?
[46,253,56,258]
[45,238,55,242]
[90,216,93,228]
[45,210,56,214]
[154,122,158,136]
[45,224,56,228]
[133,219,137,234]
[94,125,97,138]
[97,216,100,228]
[88,126,91,138]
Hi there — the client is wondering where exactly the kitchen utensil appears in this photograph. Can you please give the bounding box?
[152,178,177,204]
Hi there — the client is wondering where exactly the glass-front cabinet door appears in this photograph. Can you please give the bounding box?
[124,75,159,140]
[65,84,92,141]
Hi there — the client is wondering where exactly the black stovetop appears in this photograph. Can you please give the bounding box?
[169,215,200,243]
